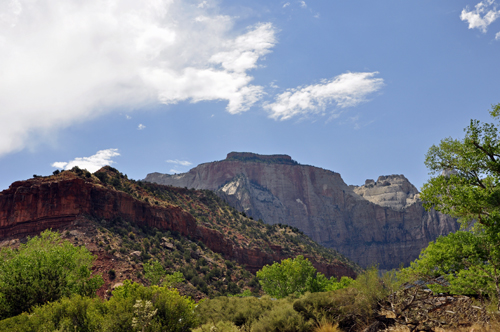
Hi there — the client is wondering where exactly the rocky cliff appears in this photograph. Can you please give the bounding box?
[145,152,460,269]
[0,169,356,279]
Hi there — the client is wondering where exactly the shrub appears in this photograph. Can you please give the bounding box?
[0,230,103,319]
[107,280,198,332]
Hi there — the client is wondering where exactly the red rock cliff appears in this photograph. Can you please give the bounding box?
[0,173,355,279]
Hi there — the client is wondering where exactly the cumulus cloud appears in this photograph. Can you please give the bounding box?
[265,72,384,121]
[138,124,146,130]
[300,1,307,8]
[166,159,192,166]
[496,31,500,39]
[461,0,500,33]
[51,149,120,173]
[0,0,276,157]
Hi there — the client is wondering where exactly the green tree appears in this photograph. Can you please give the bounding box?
[0,230,104,319]
[256,255,350,298]
[404,103,500,309]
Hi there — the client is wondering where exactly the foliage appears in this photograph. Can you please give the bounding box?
[294,267,388,331]
[256,256,353,298]
[132,300,157,332]
[421,103,500,229]
[0,280,197,332]
[107,280,198,332]
[0,294,106,332]
[195,268,386,332]
[193,320,241,332]
[400,230,499,298]
[405,103,500,309]
[143,260,165,285]
[195,296,276,330]
[0,230,103,319]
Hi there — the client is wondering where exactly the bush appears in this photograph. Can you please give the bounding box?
[251,300,310,332]
[0,230,103,319]
[0,295,106,332]
[106,280,198,332]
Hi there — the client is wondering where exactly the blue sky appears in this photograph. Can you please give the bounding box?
[1,0,499,191]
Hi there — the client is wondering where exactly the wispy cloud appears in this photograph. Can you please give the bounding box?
[461,0,500,33]
[265,72,384,121]
[496,31,500,39]
[125,115,132,120]
[300,1,307,8]
[166,159,192,166]
[51,149,120,173]
[0,0,276,157]
[138,124,146,130]
[283,2,290,8]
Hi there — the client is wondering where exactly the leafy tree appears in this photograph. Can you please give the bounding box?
[401,231,498,300]
[257,256,316,298]
[256,255,351,298]
[0,230,104,319]
[404,103,500,309]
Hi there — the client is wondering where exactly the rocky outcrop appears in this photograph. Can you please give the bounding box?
[0,172,355,278]
[145,152,459,270]
[351,175,420,211]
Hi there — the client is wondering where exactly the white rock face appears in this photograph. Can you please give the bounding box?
[352,175,420,211]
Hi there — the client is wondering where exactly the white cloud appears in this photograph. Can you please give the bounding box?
[265,72,384,121]
[51,149,120,173]
[283,2,290,8]
[300,1,307,8]
[125,115,132,120]
[0,0,276,157]
[461,0,500,33]
[496,31,500,39]
[170,169,181,173]
[166,159,192,166]
[138,124,146,130]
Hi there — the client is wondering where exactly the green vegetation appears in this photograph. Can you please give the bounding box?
[0,281,198,332]
[256,256,354,298]
[402,103,500,310]
[195,267,390,332]
[0,230,103,320]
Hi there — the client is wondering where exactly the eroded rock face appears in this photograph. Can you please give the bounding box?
[0,173,355,278]
[145,152,459,269]
[351,175,420,211]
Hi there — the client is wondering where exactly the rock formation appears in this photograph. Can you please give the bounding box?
[145,152,459,269]
[0,170,355,278]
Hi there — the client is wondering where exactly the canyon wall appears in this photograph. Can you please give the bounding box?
[0,173,355,278]
[145,152,459,269]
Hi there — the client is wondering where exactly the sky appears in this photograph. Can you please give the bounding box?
[1,0,500,191]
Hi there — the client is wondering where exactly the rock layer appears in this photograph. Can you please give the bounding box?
[0,172,355,278]
[145,152,459,269]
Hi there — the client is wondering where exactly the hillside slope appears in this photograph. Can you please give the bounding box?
[145,152,459,269]
[0,167,358,297]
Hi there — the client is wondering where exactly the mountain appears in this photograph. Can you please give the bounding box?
[145,152,459,270]
[0,166,358,297]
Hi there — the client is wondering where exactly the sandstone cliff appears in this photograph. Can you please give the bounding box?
[0,169,356,279]
[145,152,459,269]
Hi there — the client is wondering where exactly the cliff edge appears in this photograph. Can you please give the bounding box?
[145,152,459,269]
